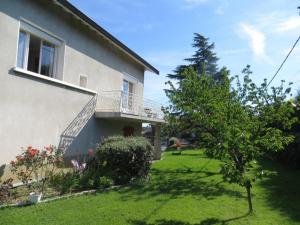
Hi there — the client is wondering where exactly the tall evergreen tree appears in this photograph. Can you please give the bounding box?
[167,33,219,80]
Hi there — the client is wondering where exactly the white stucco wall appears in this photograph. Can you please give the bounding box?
[0,0,145,165]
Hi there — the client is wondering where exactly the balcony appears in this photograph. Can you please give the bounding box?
[95,91,165,123]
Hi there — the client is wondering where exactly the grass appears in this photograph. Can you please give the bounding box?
[1,150,300,225]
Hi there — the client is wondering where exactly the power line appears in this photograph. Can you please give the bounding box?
[267,35,300,87]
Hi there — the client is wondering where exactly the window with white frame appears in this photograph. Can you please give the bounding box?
[122,79,134,112]
[16,21,63,78]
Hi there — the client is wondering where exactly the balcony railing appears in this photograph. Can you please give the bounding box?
[96,91,164,120]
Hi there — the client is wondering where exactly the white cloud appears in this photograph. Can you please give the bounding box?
[239,23,271,63]
[219,48,249,55]
[277,16,300,32]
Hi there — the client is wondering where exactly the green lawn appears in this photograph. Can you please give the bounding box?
[1,150,300,225]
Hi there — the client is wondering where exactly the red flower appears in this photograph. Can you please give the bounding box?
[88,148,94,156]
[27,149,39,156]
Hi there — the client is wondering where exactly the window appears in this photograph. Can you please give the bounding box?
[79,75,88,88]
[16,21,63,78]
[17,31,27,68]
[40,41,55,76]
[122,79,134,112]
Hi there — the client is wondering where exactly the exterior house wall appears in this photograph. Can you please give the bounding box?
[0,0,144,166]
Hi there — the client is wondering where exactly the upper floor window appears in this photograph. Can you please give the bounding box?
[122,79,134,112]
[123,79,134,95]
[16,20,64,79]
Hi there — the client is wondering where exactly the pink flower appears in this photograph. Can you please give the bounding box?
[45,145,54,152]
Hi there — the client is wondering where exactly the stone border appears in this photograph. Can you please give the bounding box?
[0,186,121,209]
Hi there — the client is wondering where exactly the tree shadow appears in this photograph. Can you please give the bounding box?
[130,212,250,225]
[118,166,244,202]
[257,160,300,222]
[117,154,245,224]
[119,152,249,225]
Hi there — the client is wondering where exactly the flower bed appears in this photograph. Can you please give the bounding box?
[0,137,154,206]
[0,146,98,205]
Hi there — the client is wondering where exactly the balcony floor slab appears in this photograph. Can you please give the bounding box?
[94,111,165,124]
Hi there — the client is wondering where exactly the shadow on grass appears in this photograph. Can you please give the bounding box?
[118,166,243,202]
[257,160,300,222]
[118,153,246,224]
[130,212,250,225]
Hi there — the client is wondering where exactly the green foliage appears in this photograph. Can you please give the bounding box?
[49,172,79,195]
[78,170,95,190]
[98,176,114,189]
[274,90,300,168]
[165,65,297,211]
[96,136,154,184]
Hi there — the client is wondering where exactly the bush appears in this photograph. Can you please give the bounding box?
[96,136,154,184]
[49,172,79,194]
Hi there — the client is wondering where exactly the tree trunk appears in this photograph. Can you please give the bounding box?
[246,182,253,213]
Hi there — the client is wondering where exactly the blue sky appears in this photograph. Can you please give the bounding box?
[70,0,300,104]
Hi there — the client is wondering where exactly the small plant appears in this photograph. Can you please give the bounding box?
[49,171,79,195]
[78,170,95,190]
[0,178,13,204]
[98,176,114,189]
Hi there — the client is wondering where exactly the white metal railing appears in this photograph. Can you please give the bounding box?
[96,91,164,120]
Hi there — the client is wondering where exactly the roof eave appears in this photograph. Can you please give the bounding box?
[53,0,159,75]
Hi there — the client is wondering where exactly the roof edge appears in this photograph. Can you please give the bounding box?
[54,0,159,75]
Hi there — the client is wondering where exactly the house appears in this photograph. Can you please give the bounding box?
[0,0,164,168]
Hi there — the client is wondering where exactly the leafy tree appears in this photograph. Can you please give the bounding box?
[165,65,296,212]
[167,33,219,81]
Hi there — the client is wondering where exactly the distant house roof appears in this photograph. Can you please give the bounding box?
[53,0,159,75]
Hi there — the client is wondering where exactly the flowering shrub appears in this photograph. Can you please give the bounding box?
[0,178,13,204]
[10,146,63,192]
